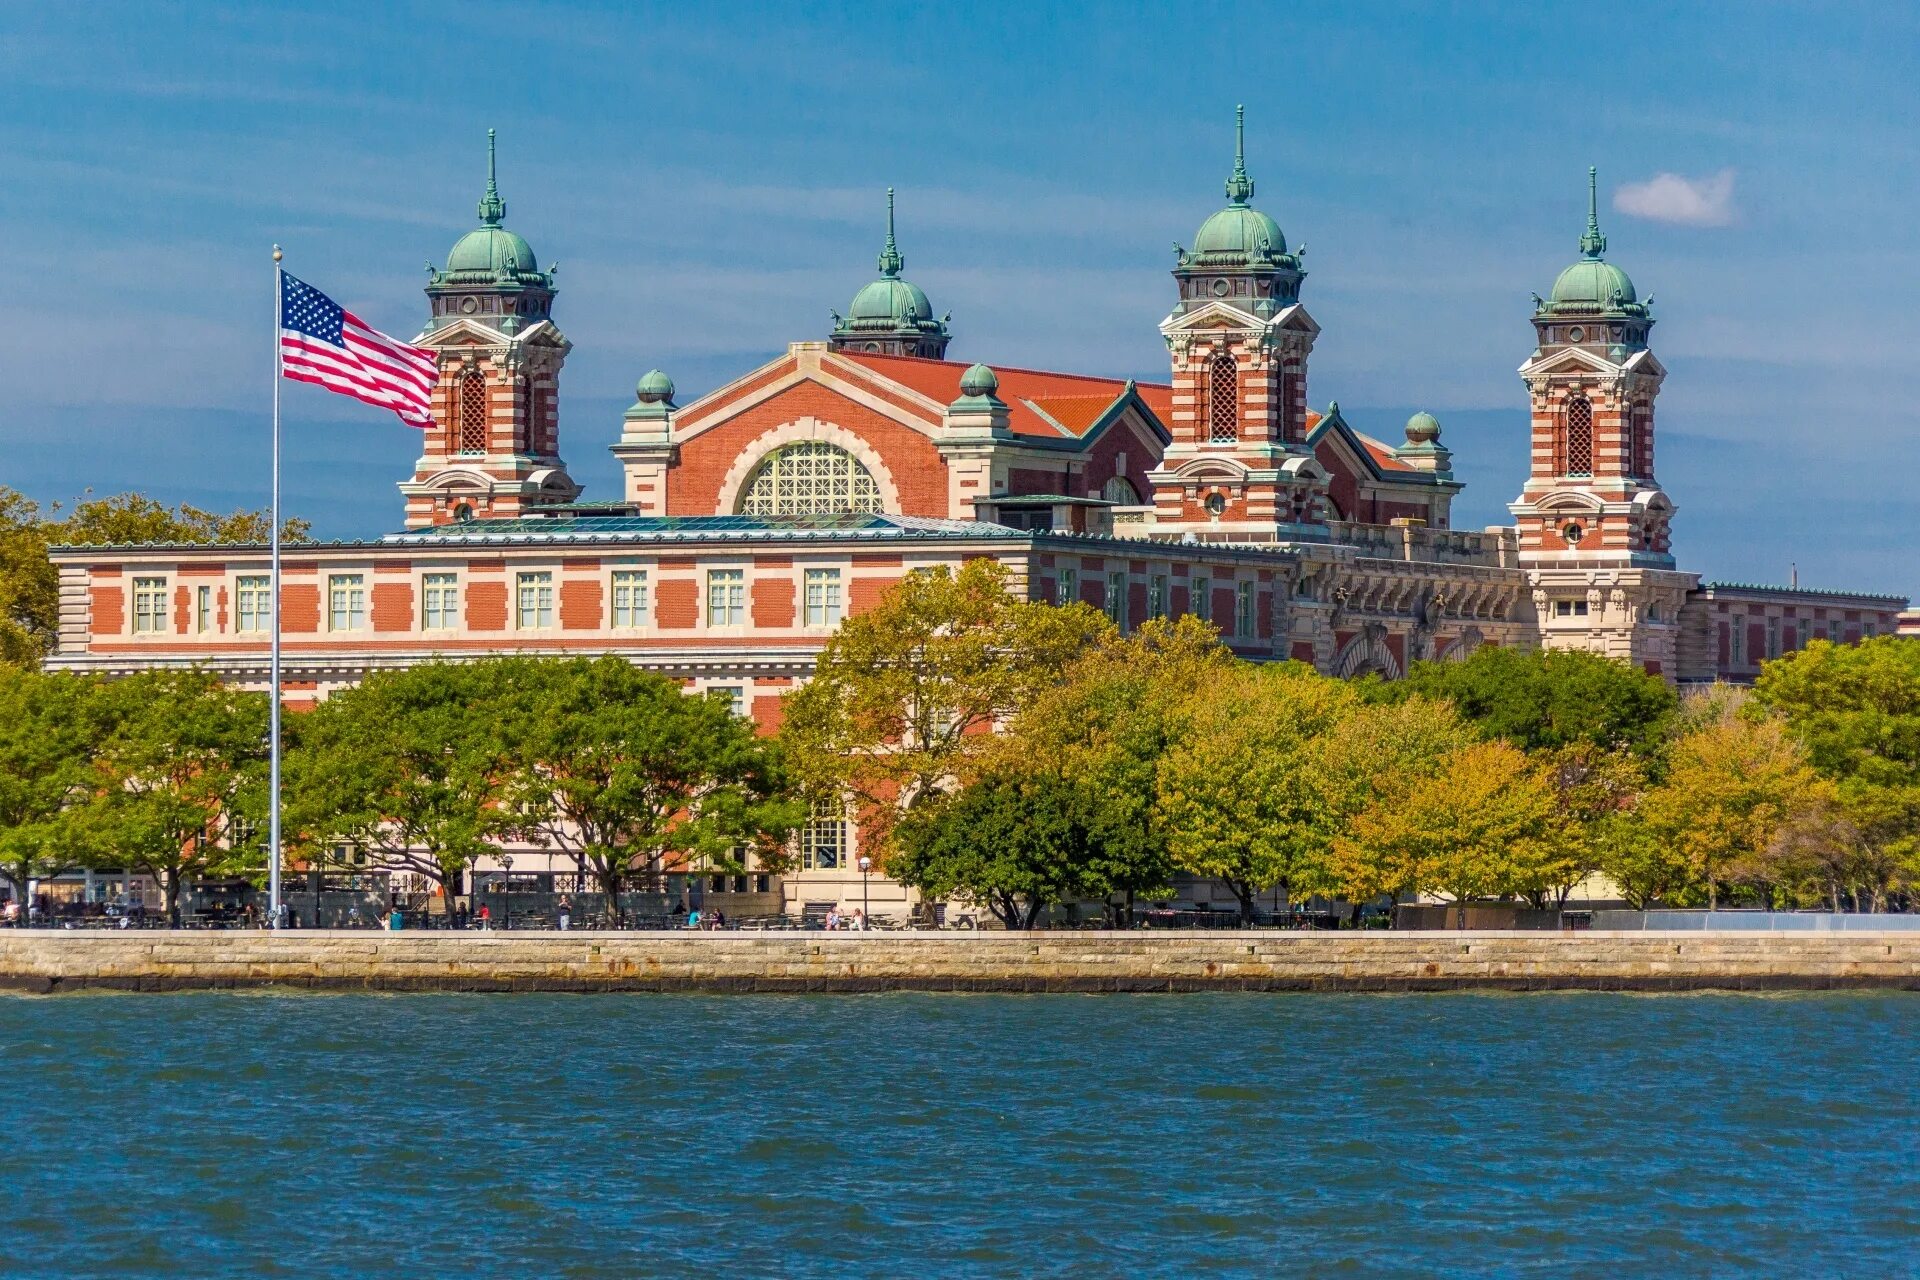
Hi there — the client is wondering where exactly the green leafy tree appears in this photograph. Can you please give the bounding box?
[1155,664,1360,923]
[496,657,804,922]
[1528,743,1646,909]
[0,669,115,912]
[997,616,1232,921]
[1753,637,1920,899]
[1395,645,1678,758]
[285,661,516,905]
[781,558,1113,854]
[890,770,1099,929]
[82,670,270,924]
[1331,739,1564,921]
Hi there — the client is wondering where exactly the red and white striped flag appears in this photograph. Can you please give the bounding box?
[279,272,438,428]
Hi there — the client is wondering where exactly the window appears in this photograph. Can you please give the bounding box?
[422,573,460,630]
[235,576,270,633]
[707,569,745,626]
[1102,475,1142,505]
[610,569,649,628]
[1149,574,1168,620]
[515,571,554,630]
[709,685,746,717]
[1207,352,1238,443]
[1863,620,1878,639]
[1236,582,1255,638]
[1731,617,1746,665]
[1827,618,1841,643]
[1191,575,1211,622]
[1553,599,1590,618]
[803,568,843,627]
[737,441,883,516]
[1105,571,1127,627]
[327,574,365,632]
[1766,616,1781,659]
[195,585,214,634]
[1564,396,1593,477]
[1057,567,1077,606]
[458,374,488,453]
[800,796,846,871]
[132,577,168,634]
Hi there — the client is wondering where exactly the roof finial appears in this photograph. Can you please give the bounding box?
[1579,165,1606,259]
[478,128,506,227]
[876,187,904,278]
[1225,104,1255,205]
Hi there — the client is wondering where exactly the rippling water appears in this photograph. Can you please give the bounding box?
[1,992,1915,1278]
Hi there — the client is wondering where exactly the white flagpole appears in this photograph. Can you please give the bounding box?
[269,245,284,930]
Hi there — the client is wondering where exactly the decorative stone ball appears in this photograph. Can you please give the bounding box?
[1404,410,1441,444]
[636,369,675,403]
[959,363,999,398]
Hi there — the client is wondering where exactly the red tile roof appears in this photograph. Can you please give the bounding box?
[835,351,1170,441]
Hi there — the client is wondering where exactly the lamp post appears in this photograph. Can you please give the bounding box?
[500,854,514,931]
[858,854,872,928]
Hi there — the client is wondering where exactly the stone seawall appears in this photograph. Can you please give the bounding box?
[4,931,1920,994]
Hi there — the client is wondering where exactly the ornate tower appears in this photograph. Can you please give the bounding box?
[400,130,580,528]
[1513,169,1691,672]
[827,189,952,358]
[1147,106,1328,542]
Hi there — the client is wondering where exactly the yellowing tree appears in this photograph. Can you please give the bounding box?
[1331,739,1564,920]
[1632,713,1826,909]
[1155,664,1360,922]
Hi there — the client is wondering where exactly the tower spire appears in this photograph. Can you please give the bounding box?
[1225,104,1255,205]
[477,128,506,227]
[1579,165,1606,259]
[876,187,903,278]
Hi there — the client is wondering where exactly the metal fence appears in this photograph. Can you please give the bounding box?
[1592,910,1920,932]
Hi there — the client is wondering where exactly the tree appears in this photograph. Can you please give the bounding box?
[0,486,308,669]
[1395,645,1678,759]
[1529,743,1646,909]
[780,559,1113,854]
[284,661,515,906]
[82,670,270,924]
[1629,712,1827,909]
[496,657,803,922]
[1331,740,1564,923]
[0,669,114,913]
[995,616,1231,922]
[1753,637,1920,901]
[890,770,1100,929]
[1155,664,1360,923]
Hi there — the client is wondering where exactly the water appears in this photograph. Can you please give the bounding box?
[1,992,1915,1278]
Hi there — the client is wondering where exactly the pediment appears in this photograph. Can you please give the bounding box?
[1518,344,1622,378]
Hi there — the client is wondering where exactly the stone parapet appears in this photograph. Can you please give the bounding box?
[3,931,1919,994]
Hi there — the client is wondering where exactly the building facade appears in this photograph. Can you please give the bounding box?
[46,123,1907,912]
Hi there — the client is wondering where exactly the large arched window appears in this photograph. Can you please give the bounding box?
[1101,475,1141,505]
[1207,353,1239,443]
[1563,395,1593,477]
[458,374,489,454]
[737,441,883,516]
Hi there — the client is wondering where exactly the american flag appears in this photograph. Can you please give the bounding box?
[279,273,438,428]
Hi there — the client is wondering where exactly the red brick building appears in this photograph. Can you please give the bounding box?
[46,121,1906,911]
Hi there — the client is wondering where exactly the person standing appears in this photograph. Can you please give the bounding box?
[557,896,572,932]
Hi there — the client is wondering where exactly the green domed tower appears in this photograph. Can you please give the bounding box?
[1169,105,1305,321]
[828,189,952,358]
[1530,167,1653,362]
[424,129,555,337]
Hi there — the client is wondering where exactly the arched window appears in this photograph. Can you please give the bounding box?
[1207,353,1239,443]
[1101,475,1141,505]
[1563,395,1593,477]
[458,374,489,454]
[737,441,883,516]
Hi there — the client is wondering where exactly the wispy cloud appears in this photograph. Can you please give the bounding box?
[1613,169,1737,227]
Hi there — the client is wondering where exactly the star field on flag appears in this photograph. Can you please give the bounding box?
[279,273,438,428]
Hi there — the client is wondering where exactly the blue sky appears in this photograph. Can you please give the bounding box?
[3,2,1915,594]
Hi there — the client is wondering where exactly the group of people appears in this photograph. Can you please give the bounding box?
[821,907,870,931]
